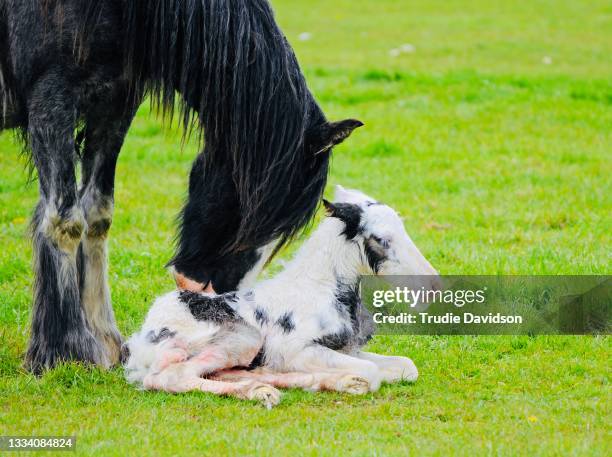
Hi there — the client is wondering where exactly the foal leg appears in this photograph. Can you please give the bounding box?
[25,70,104,372]
[285,346,384,392]
[143,323,279,407]
[355,351,418,383]
[79,97,136,365]
[143,359,281,408]
[213,368,371,395]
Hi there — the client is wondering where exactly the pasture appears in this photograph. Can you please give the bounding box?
[0,0,610,455]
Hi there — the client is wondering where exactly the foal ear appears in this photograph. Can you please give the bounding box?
[322,199,336,215]
[322,200,363,239]
[311,119,364,155]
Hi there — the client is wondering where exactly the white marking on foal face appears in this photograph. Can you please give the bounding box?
[333,185,439,278]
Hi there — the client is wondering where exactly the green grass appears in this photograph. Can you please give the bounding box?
[0,0,610,455]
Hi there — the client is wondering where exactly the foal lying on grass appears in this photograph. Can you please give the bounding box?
[123,187,439,408]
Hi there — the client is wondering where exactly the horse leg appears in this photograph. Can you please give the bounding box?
[79,98,135,366]
[25,70,105,373]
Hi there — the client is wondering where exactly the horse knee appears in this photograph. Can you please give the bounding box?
[83,195,113,239]
[39,205,86,254]
[87,218,112,239]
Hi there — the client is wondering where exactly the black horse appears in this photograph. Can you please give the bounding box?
[0,0,362,373]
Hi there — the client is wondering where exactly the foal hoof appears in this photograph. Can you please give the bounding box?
[337,375,370,395]
[385,358,419,383]
[247,383,281,409]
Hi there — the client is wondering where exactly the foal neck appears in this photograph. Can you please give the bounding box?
[280,218,363,288]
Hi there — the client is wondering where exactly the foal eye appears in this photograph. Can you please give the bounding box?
[371,235,390,249]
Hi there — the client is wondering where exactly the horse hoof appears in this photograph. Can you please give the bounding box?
[25,328,108,375]
[99,329,124,367]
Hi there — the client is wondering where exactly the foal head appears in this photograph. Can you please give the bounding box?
[323,186,439,283]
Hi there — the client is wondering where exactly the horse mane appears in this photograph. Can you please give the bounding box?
[124,0,327,255]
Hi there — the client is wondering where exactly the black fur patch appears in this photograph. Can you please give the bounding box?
[146,327,176,344]
[275,312,295,334]
[247,346,266,370]
[254,307,269,326]
[179,291,239,324]
[313,327,352,351]
[326,202,363,240]
[327,279,376,350]
[334,280,361,319]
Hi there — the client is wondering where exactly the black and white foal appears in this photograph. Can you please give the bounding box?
[123,187,438,407]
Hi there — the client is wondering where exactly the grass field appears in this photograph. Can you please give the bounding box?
[1,0,610,455]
